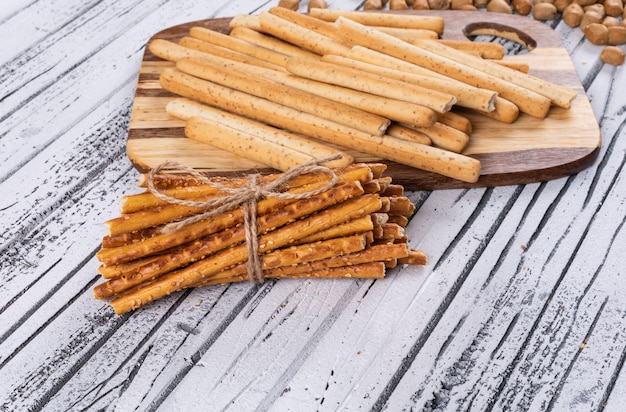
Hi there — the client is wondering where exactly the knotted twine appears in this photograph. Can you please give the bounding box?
[145,154,342,283]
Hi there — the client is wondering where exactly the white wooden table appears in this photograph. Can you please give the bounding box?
[1,1,625,411]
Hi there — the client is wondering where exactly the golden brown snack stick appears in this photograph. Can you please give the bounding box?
[110,193,382,314]
[296,215,375,244]
[185,117,315,171]
[368,26,438,40]
[269,6,340,41]
[308,8,444,34]
[228,14,261,31]
[278,0,299,10]
[437,111,473,135]
[398,249,428,265]
[258,11,351,56]
[95,233,369,299]
[183,51,437,128]
[436,39,505,59]
[407,122,470,153]
[285,57,457,114]
[149,38,281,71]
[321,54,497,113]
[176,58,390,135]
[188,27,291,67]
[334,17,552,118]
[229,27,320,60]
[166,98,353,165]
[385,124,432,146]
[412,39,577,109]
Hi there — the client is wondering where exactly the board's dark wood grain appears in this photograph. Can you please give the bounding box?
[127,11,601,190]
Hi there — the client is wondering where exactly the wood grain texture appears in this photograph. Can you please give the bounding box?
[127,10,601,190]
[1,1,625,411]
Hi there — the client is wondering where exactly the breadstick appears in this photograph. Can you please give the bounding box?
[110,193,382,314]
[334,17,552,119]
[437,111,473,135]
[188,27,291,67]
[412,39,577,109]
[166,98,353,165]
[437,39,506,59]
[177,50,437,127]
[185,117,315,171]
[258,11,351,56]
[285,57,457,114]
[369,26,438,40]
[308,8,444,34]
[229,26,320,60]
[385,124,432,146]
[321,54,497,113]
[269,6,340,41]
[149,38,281,71]
[228,14,261,31]
[406,122,470,153]
[176,58,390,135]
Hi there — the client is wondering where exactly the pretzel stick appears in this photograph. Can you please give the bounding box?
[285,57,457,114]
[120,162,372,215]
[229,26,320,60]
[308,8,444,34]
[95,233,370,299]
[97,179,364,266]
[334,18,551,119]
[167,98,351,166]
[296,215,375,244]
[321,54,497,113]
[110,193,383,314]
[398,249,428,265]
[258,11,351,56]
[176,58,390,135]
[176,52,437,128]
[412,39,577,109]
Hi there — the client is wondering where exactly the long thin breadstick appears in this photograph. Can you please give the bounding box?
[408,122,470,153]
[437,39,505,59]
[166,98,353,166]
[334,17,551,119]
[413,39,577,109]
[258,11,351,56]
[285,57,457,114]
[385,124,431,146]
[269,6,341,41]
[321,54,497,113]
[308,8,445,34]
[228,14,261,31]
[110,193,382,314]
[176,52,437,128]
[229,26,320,60]
[176,58,390,136]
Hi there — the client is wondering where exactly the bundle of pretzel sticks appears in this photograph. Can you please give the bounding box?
[144,7,578,183]
[94,161,426,314]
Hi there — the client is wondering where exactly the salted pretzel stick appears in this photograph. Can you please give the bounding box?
[195,243,409,287]
[388,196,416,216]
[149,38,281,71]
[385,124,431,146]
[321,54,497,113]
[258,11,351,56]
[285,57,457,114]
[95,233,370,299]
[398,249,428,265]
[121,162,372,215]
[97,179,365,267]
[187,26,292,67]
[335,18,551,119]
[296,215,375,244]
[413,39,577,109]
[176,58,390,135]
[166,98,353,164]
[229,14,261,31]
[177,52,437,127]
[308,8,444,34]
[229,26,320,59]
[110,193,383,314]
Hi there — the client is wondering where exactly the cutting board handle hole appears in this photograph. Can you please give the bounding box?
[462,22,536,54]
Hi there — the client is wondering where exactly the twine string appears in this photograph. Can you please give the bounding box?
[145,154,342,283]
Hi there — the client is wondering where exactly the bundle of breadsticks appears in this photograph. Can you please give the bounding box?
[144,7,577,183]
[94,159,426,314]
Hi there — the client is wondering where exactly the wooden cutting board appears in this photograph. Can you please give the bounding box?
[127,10,600,191]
